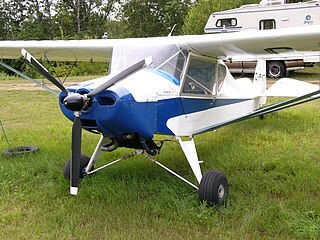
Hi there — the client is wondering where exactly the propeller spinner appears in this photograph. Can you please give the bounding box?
[21,48,152,195]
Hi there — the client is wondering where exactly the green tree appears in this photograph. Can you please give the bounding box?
[0,1,9,40]
[117,0,193,38]
[182,0,258,35]
[2,0,28,39]
[55,0,119,39]
[17,0,56,40]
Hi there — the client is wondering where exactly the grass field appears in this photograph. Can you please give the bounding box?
[1,74,320,239]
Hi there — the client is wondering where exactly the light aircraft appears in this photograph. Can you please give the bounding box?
[1,25,320,205]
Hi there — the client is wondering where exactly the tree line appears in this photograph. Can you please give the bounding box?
[0,0,192,40]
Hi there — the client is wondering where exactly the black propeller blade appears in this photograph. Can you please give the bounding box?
[87,56,153,97]
[21,49,69,94]
[70,114,82,195]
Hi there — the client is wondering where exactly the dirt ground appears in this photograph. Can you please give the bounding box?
[0,82,78,91]
[1,80,319,91]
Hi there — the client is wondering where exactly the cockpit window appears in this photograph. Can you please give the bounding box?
[156,50,187,82]
[181,56,217,96]
[110,43,186,83]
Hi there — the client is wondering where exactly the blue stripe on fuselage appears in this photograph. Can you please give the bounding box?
[148,69,180,85]
[59,84,250,137]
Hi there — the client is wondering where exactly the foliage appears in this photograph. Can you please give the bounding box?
[54,0,118,40]
[0,59,108,79]
[0,0,119,40]
[116,0,193,38]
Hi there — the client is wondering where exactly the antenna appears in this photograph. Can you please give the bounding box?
[168,24,177,37]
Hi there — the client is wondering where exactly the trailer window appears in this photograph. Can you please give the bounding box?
[259,19,276,30]
[216,18,237,27]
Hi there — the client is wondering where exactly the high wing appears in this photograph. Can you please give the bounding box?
[0,25,319,62]
[180,25,320,59]
[0,39,117,61]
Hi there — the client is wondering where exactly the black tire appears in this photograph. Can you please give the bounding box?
[199,170,228,206]
[64,154,93,180]
[267,61,286,78]
[258,114,266,120]
[2,146,39,157]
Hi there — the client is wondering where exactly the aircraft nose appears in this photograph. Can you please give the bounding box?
[95,92,117,107]
[91,87,157,139]
[59,85,157,138]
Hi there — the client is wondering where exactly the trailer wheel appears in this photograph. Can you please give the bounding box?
[267,61,286,78]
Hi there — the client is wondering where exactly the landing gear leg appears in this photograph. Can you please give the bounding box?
[178,137,228,205]
[85,135,111,173]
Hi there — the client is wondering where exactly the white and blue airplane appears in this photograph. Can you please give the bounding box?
[1,25,320,205]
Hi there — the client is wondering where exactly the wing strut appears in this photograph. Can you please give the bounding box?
[178,137,203,184]
[0,60,59,96]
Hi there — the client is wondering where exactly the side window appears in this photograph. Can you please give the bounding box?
[216,18,237,27]
[182,57,216,95]
[217,64,227,92]
[259,19,276,30]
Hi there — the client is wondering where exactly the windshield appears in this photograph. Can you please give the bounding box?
[110,44,187,82]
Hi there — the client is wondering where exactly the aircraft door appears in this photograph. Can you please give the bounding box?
[179,54,218,124]
[180,54,218,97]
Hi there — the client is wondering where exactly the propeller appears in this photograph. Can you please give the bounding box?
[21,48,153,195]
[21,49,69,94]
[70,113,81,195]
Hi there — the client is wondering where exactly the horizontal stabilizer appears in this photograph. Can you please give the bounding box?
[264,78,319,97]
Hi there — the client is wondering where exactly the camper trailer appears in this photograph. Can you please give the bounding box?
[205,0,320,33]
[204,0,320,77]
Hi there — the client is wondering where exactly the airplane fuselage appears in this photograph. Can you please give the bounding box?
[59,68,262,141]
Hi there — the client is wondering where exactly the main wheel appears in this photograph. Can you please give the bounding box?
[199,170,228,206]
[267,61,286,78]
[64,154,93,180]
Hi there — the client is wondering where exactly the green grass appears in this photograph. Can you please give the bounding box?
[289,63,320,80]
[1,89,320,239]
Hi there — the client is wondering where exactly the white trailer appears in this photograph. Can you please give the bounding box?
[204,0,320,77]
[205,0,320,33]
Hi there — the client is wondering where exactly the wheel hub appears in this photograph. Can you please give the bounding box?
[270,66,280,76]
[218,184,225,199]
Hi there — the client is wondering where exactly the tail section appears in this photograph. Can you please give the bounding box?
[253,60,267,105]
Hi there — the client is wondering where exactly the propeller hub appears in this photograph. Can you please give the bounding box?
[63,93,90,112]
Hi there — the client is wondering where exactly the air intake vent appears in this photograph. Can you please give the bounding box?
[98,97,116,106]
